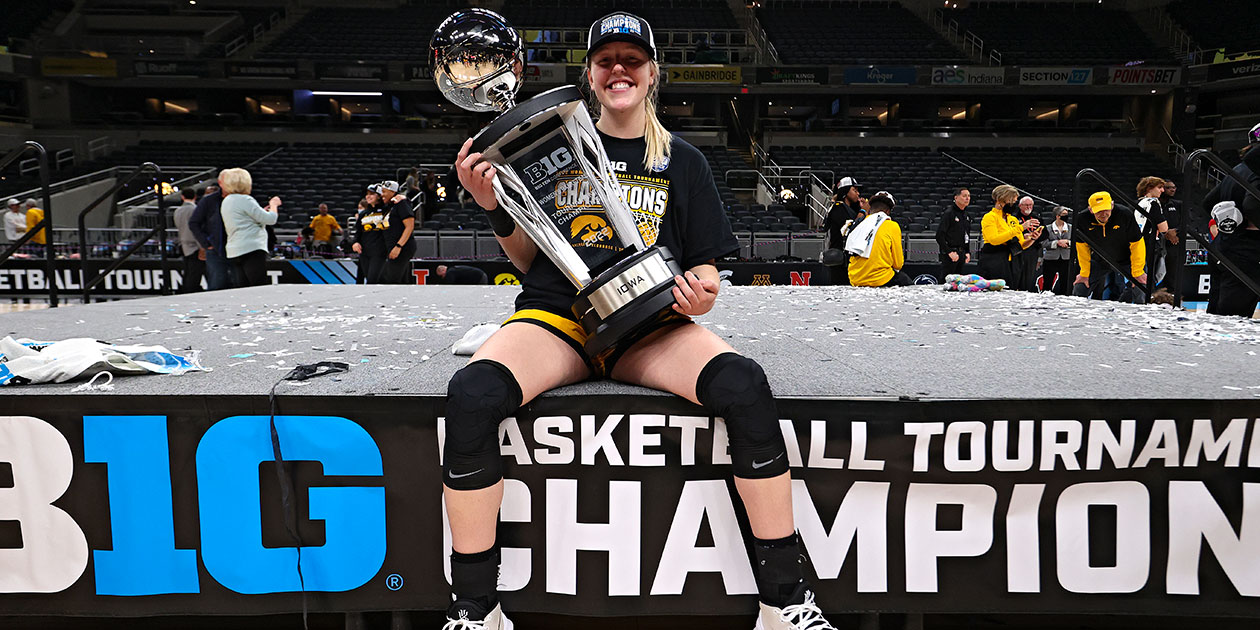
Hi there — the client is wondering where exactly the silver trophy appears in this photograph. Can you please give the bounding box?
[431,9,682,355]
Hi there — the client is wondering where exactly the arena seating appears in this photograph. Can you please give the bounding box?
[502,0,738,30]
[259,5,460,61]
[1166,0,1260,56]
[769,144,1172,234]
[943,3,1174,66]
[757,1,966,65]
[0,1,69,53]
[0,141,277,200]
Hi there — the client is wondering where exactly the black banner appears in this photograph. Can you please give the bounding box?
[0,397,1257,616]
[756,67,829,85]
[0,260,1214,303]
[315,63,386,81]
[132,60,209,78]
[1207,58,1260,82]
[226,62,299,79]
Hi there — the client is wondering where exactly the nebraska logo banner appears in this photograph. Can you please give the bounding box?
[0,396,1257,617]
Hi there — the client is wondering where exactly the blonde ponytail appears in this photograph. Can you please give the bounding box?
[642,61,672,172]
[583,59,672,171]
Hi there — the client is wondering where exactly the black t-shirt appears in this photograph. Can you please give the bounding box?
[356,202,389,256]
[384,197,417,254]
[516,132,738,315]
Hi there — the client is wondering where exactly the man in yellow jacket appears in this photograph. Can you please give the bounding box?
[308,203,342,254]
[847,192,909,287]
[23,198,46,245]
[1072,191,1148,302]
[978,185,1040,283]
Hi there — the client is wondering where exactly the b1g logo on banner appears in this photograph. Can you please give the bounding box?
[0,399,1258,617]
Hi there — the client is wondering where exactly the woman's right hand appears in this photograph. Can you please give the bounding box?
[456,138,499,211]
[352,242,362,254]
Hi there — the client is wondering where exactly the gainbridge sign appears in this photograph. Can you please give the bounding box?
[665,65,742,85]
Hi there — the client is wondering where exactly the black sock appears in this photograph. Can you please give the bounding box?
[754,533,805,608]
[450,547,500,616]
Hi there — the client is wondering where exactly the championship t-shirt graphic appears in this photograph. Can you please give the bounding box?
[550,167,669,261]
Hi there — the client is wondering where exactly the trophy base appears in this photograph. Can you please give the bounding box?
[572,246,683,357]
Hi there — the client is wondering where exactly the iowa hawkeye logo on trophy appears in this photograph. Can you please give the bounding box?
[430,9,682,355]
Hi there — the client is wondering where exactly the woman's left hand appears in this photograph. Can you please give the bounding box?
[671,271,718,316]
[388,245,400,260]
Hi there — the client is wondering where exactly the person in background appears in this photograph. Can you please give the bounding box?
[308,203,342,255]
[189,180,234,290]
[822,176,866,285]
[1013,196,1047,291]
[435,264,489,285]
[1159,179,1184,295]
[404,167,420,196]
[353,183,389,284]
[173,187,204,293]
[1041,206,1073,295]
[4,198,25,244]
[421,170,440,223]
[979,185,1039,283]
[1135,176,1171,286]
[219,167,279,288]
[379,180,417,284]
[1207,199,1260,318]
[23,198,45,246]
[1073,191,1147,302]
[935,187,971,278]
[847,192,908,287]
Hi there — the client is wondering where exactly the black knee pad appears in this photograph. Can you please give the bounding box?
[443,359,523,490]
[696,352,788,479]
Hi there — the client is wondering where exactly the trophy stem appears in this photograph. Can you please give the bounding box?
[489,83,516,111]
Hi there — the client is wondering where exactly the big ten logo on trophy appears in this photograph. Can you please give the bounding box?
[524,147,574,186]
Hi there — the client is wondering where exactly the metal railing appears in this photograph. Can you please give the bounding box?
[1147,6,1206,66]
[744,6,781,65]
[0,142,58,307]
[77,163,173,302]
[1180,149,1260,308]
[933,9,987,64]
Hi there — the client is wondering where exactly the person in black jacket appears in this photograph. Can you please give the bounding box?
[1208,199,1260,317]
[187,179,235,290]
[1203,123,1260,228]
[821,176,866,285]
[1013,196,1047,291]
[379,180,417,284]
[1159,179,1185,294]
[352,183,389,284]
[935,187,971,278]
[1073,191,1148,302]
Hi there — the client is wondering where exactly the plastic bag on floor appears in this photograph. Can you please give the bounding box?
[0,336,207,386]
[452,323,500,356]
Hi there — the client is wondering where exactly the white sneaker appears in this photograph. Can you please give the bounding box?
[442,600,514,630]
[753,588,835,630]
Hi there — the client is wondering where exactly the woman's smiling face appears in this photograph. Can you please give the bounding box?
[587,41,653,114]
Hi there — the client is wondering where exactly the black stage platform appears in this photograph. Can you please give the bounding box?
[2,286,1258,622]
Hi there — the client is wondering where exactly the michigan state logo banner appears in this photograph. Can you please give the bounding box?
[0,395,1257,617]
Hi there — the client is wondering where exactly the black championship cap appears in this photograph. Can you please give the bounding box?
[587,12,656,60]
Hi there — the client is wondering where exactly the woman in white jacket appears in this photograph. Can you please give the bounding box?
[219,167,279,287]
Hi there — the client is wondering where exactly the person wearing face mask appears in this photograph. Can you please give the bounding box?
[979,184,1040,283]
[442,11,836,630]
[1012,196,1047,291]
[1073,191,1147,302]
[1041,206,1073,295]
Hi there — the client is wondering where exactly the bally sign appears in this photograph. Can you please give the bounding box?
[1019,67,1093,86]
[1106,66,1181,86]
